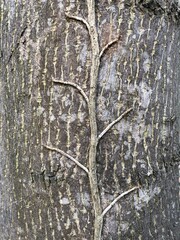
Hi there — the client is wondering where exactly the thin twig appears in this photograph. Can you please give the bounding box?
[102,186,139,217]
[98,108,133,141]
[65,13,91,34]
[99,37,120,59]
[53,78,89,104]
[43,144,89,174]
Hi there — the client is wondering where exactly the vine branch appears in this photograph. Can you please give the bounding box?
[98,108,133,141]
[102,186,139,217]
[99,37,120,59]
[43,144,89,174]
[65,13,91,34]
[53,78,89,104]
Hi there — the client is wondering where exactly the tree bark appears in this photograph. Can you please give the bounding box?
[0,1,179,239]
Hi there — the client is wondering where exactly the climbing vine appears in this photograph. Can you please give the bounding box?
[43,1,139,239]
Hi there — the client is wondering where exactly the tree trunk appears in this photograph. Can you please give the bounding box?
[0,1,179,239]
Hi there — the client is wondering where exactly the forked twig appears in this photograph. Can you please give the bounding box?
[102,186,139,217]
[43,144,89,174]
[65,13,91,34]
[98,108,133,141]
[99,37,120,59]
[53,78,89,104]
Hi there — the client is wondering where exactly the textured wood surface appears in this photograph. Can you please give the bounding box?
[0,1,179,239]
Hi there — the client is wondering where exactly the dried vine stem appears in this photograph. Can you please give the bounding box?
[44,2,136,240]
[65,10,103,238]
[86,1,103,239]
[65,13,91,34]
[66,2,135,239]
[53,78,89,104]
[102,186,139,217]
[99,37,120,59]
[98,108,133,141]
[43,145,89,174]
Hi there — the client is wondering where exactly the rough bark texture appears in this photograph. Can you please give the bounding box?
[0,0,180,239]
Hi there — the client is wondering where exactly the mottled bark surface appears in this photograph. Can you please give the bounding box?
[0,0,179,239]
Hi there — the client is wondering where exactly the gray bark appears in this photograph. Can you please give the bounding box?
[0,0,179,239]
